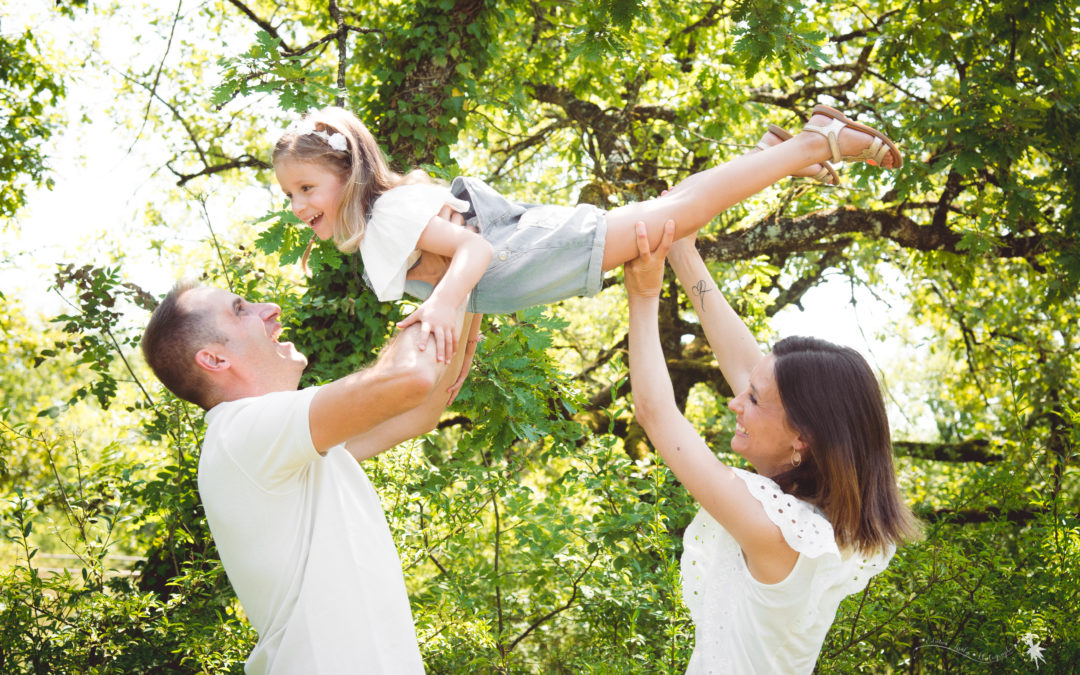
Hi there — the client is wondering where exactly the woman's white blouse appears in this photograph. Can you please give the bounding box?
[359,184,470,302]
[681,467,894,674]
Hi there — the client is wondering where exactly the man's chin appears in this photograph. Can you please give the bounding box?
[277,341,307,362]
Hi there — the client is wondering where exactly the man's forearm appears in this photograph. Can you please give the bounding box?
[344,311,475,460]
[308,301,465,453]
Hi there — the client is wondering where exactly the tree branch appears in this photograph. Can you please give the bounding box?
[226,0,295,53]
[696,207,1047,264]
[766,243,852,314]
[171,154,271,186]
[922,506,1048,525]
[892,439,1003,463]
[505,550,600,653]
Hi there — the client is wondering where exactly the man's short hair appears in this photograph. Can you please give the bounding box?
[141,280,226,410]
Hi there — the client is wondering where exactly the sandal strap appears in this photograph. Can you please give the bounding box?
[800,118,847,164]
[812,162,841,186]
[842,138,889,165]
[868,138,889,165]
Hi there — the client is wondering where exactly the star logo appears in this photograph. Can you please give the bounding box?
[1019,633,1046,669]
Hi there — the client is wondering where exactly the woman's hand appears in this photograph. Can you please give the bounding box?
[623,219,675,298]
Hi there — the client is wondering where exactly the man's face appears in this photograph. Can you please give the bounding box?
[181,287,307,394]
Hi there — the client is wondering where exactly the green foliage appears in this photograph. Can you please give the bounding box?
[0,420,253,673]
[214,30,339,113]
[730,0,827,75]
[0,30,66,221]
[45,264,156,413]
[6,0,1080,671]
[371,310,697,671]
[254,209,343,274]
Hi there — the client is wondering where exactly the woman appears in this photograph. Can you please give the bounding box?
[624,222,920,673]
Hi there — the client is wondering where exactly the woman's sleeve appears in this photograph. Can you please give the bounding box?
[360,184,470,301]
[734,468,841,559]
[735,468,895,630]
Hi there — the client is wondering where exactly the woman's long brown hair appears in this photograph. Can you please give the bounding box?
[769,336,922,554]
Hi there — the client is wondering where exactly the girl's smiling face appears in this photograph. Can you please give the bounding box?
[727,354,806,476]
[274,159,347,241]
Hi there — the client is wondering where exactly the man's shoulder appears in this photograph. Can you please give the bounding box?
[203,387,321,447]
[199,386,323,487]
[208,386,319,419]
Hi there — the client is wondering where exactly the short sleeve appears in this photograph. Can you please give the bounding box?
[732,468,895,632]
[203,387,321,491]
[732,467,841,559]
[360,184,470,301]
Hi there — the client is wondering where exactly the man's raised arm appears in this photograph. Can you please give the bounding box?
[308,303,466,454]
[345,311,476,460]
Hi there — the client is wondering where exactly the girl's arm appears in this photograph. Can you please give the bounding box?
[397,211,494,363]
[666,236,763,396]
[626,222,797,584]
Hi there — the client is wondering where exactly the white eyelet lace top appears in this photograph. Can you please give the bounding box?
[681,467,894,674]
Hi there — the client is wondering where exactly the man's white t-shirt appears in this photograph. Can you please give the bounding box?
[199,387,424,674]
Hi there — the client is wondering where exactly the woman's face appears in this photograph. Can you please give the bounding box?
[727,354,805,476]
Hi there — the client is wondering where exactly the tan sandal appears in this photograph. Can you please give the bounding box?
[757,124,841,186]
[802,105,903,169]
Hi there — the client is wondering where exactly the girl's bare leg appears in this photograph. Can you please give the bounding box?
[600,112,896,270]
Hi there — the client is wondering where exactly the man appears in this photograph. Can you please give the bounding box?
[141,280,474,674]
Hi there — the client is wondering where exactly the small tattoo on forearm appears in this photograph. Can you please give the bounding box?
[690,279,712,310]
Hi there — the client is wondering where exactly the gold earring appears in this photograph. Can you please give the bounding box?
[791,450,802,467]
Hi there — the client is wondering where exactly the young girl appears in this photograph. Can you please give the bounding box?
[623,223,920,672]
[273,105,901,363]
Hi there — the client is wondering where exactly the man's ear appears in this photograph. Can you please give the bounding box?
[194,347,229,373]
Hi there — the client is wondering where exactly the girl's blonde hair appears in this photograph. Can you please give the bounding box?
[273,107,429,266]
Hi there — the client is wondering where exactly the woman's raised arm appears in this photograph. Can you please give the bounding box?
[666,237,763,396]
[625,222,798,584]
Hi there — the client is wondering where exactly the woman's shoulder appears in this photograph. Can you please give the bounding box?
[731,468,843,560]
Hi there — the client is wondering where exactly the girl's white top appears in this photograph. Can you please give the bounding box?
[682,467,894,674]
[359,184,469,302]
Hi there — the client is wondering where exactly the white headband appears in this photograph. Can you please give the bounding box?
[287,119,348,152]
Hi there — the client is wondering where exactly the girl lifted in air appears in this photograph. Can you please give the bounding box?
[273,105,901,366]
